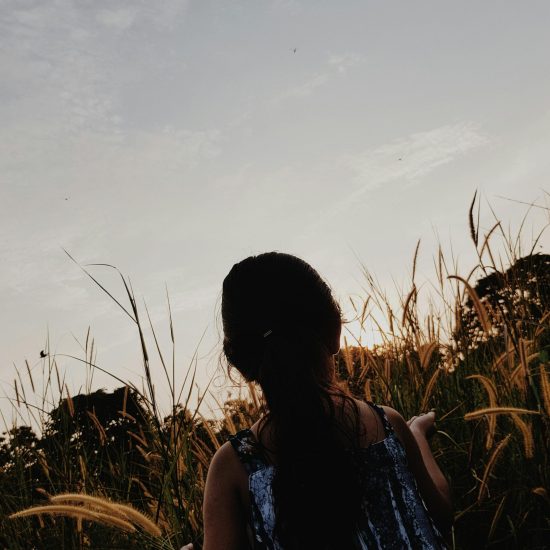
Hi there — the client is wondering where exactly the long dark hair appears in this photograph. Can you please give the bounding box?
[222,252,364,549]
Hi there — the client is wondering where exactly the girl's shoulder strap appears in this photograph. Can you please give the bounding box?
[228,428,268,475]
[366,401,394,436]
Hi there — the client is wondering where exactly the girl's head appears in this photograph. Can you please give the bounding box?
[221,251,342,389]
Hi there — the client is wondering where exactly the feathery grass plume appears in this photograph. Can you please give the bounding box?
[465,407,540,420]
[50,493,162,536]
[342,337,354,376]
[356,348,367,381]
[363,379,372,402]
[418,342,438,370]
[359,297,370,329]
[198,414,222,451]
[448,275,492,334]
[25,359,35,393]
[79,455,87,482]
[122,384,129,415]
[50,493,123,514]
[127,430,148,447]
[412,239,421,283]
[466,375,497,449]
[65,385,75,417]
[420,369,440,412]
[383,356,391,402]
[535,311,550,338]
[111,502,162,537]
[478,434,511,502]
[54,360,63,394]
[14,378,20,407]
[510,364,528,395]
[539,364,550,415]
[469,190,479,247]
[10,504,136,533]
[479,221,502,259]
[86,410,107,445]
[518,338,533,383]
[510,413,534,458]
[492,350,513,371]
[402,285,417,328]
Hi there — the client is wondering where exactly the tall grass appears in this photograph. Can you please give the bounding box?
[1,201,549,548]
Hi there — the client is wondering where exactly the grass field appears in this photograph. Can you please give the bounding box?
[1,204,549,549]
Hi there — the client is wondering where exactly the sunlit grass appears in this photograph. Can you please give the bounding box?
[1,199,549,548]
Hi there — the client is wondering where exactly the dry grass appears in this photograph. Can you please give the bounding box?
[1,199,549,548]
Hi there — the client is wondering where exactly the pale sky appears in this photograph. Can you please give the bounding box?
[2,1,550,422]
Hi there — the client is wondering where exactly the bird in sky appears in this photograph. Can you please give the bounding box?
[293,48,297,53]
[40,350,47,358]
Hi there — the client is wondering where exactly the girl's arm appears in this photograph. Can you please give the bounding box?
[383,407,453,534]
[202,442,251,550]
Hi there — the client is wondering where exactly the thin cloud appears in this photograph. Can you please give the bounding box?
[95,1,190,31]
[297,122,489,238]
[96,7,139,31]
[342,122,489,198]
[271,73,330,103]
[327,52,364,73]
[271,51,365,105]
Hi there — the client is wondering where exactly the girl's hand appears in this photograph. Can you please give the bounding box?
[180,545,193,550]
[407,410,436,439]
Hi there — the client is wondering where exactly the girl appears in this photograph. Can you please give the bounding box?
[201,252,452,549]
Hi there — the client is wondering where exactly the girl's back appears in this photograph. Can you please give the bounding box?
[229,400,446,549]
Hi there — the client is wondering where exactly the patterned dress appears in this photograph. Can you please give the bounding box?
[229,403,446,549]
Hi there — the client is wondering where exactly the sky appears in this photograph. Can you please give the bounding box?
[1,0,550,423]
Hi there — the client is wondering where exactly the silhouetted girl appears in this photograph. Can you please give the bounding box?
[202,252,452,549]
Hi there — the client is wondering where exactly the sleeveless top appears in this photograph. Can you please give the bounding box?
[228,402,446,549]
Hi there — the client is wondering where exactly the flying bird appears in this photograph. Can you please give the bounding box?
[293,48,297,53]
[40,350,47,358]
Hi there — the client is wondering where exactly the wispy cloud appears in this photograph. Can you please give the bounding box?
[271,51,365,105]
[295,122,489,238]
[0,0,220,188]
[95,1,190,31]
[1,0,191,135]
[96,7,139,31]
[341,122,489,199]
[274,73,330,102]
[327,52,363,73]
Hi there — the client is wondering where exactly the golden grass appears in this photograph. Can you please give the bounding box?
[3,199,548,548]
[466,375,497,449]
[448,275,493,334]
[49,494,162,537]
[10,504,136,533]
[464,407,541,420]
[419,368,439,412]
[510,413,534,459]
